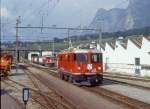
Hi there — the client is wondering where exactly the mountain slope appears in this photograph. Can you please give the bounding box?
[90,0,150,32]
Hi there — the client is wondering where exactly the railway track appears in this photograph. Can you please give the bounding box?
[2,80,48,109]
[1,66,75,109]
[29,63,150,91]
[28,62,150,83]
[104,72,150,82]
[23,68,75,109]
[23,68,63,109]
[3,77,74,109]
[26,63,150,109]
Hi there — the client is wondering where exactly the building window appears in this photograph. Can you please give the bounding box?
[135,58,140,65]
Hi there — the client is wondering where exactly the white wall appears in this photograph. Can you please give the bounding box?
[141,37,150,64]
[28,52,40,61]
[102,37,150,77]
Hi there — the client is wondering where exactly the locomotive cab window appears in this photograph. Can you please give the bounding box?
[92,53,102,63]
[74,53,87,63]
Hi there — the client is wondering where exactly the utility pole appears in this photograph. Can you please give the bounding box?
[41,15,44,33]
[99,28,102,52]
[68,29,70,48]
[16,16,21,65]
[98,19,104,52]
[0,0,2,51]
[49,39,51,51]
[52,38,54,55]
[68,28,73,48]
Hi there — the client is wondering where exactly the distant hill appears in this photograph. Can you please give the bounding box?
[89,0,150,32]
[2,26,150,51]
[77,26,150,41]
[51,26,150,42]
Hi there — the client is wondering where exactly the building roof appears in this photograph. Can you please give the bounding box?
[130,37,143,49]
[107,40,116,50]
[145,36,150,41]
[100,42,106,50]
[120,39,128,49]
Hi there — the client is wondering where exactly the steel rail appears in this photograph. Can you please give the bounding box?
[24,68,74,109]
[22,69,58,109]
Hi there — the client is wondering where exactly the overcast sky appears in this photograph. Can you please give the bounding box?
[1,0,128,41]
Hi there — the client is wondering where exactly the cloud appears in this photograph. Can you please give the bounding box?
[1,7,9,17]
[1,0,128,41]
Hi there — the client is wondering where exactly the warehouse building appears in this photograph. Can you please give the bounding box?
[102,36,150,77]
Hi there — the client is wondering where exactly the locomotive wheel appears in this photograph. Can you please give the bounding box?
[68,75,73,83]
[99,79,103,84]
[60,72,64,80]
[4,71,9,77]
[64,75,69,81]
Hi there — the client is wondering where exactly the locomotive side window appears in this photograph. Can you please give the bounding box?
[92,53,102,63]
[67,55,70,62]
[74,54,87,63]
[59,56,62,61]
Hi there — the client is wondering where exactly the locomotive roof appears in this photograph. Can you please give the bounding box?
[43,55,55,58]
[74,49,101,53]
[59,49,102,54]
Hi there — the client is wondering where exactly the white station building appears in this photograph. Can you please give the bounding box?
[100,36,150,77]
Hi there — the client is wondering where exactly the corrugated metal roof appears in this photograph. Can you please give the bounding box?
[130,37,143,49]
[107,40,116,50]
[145,36,150,41]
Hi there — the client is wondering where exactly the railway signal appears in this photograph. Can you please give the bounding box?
[22,87,30,109]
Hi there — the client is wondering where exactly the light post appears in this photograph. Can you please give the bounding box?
[15,16,21,72]
[68,28,70,48]
[22,87,29,109]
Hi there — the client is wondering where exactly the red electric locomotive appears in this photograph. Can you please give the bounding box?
[57,48,103,85]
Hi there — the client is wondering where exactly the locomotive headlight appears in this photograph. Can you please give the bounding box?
[87,64,92,70]
[98,67,101,70]
[77,67,81,70]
